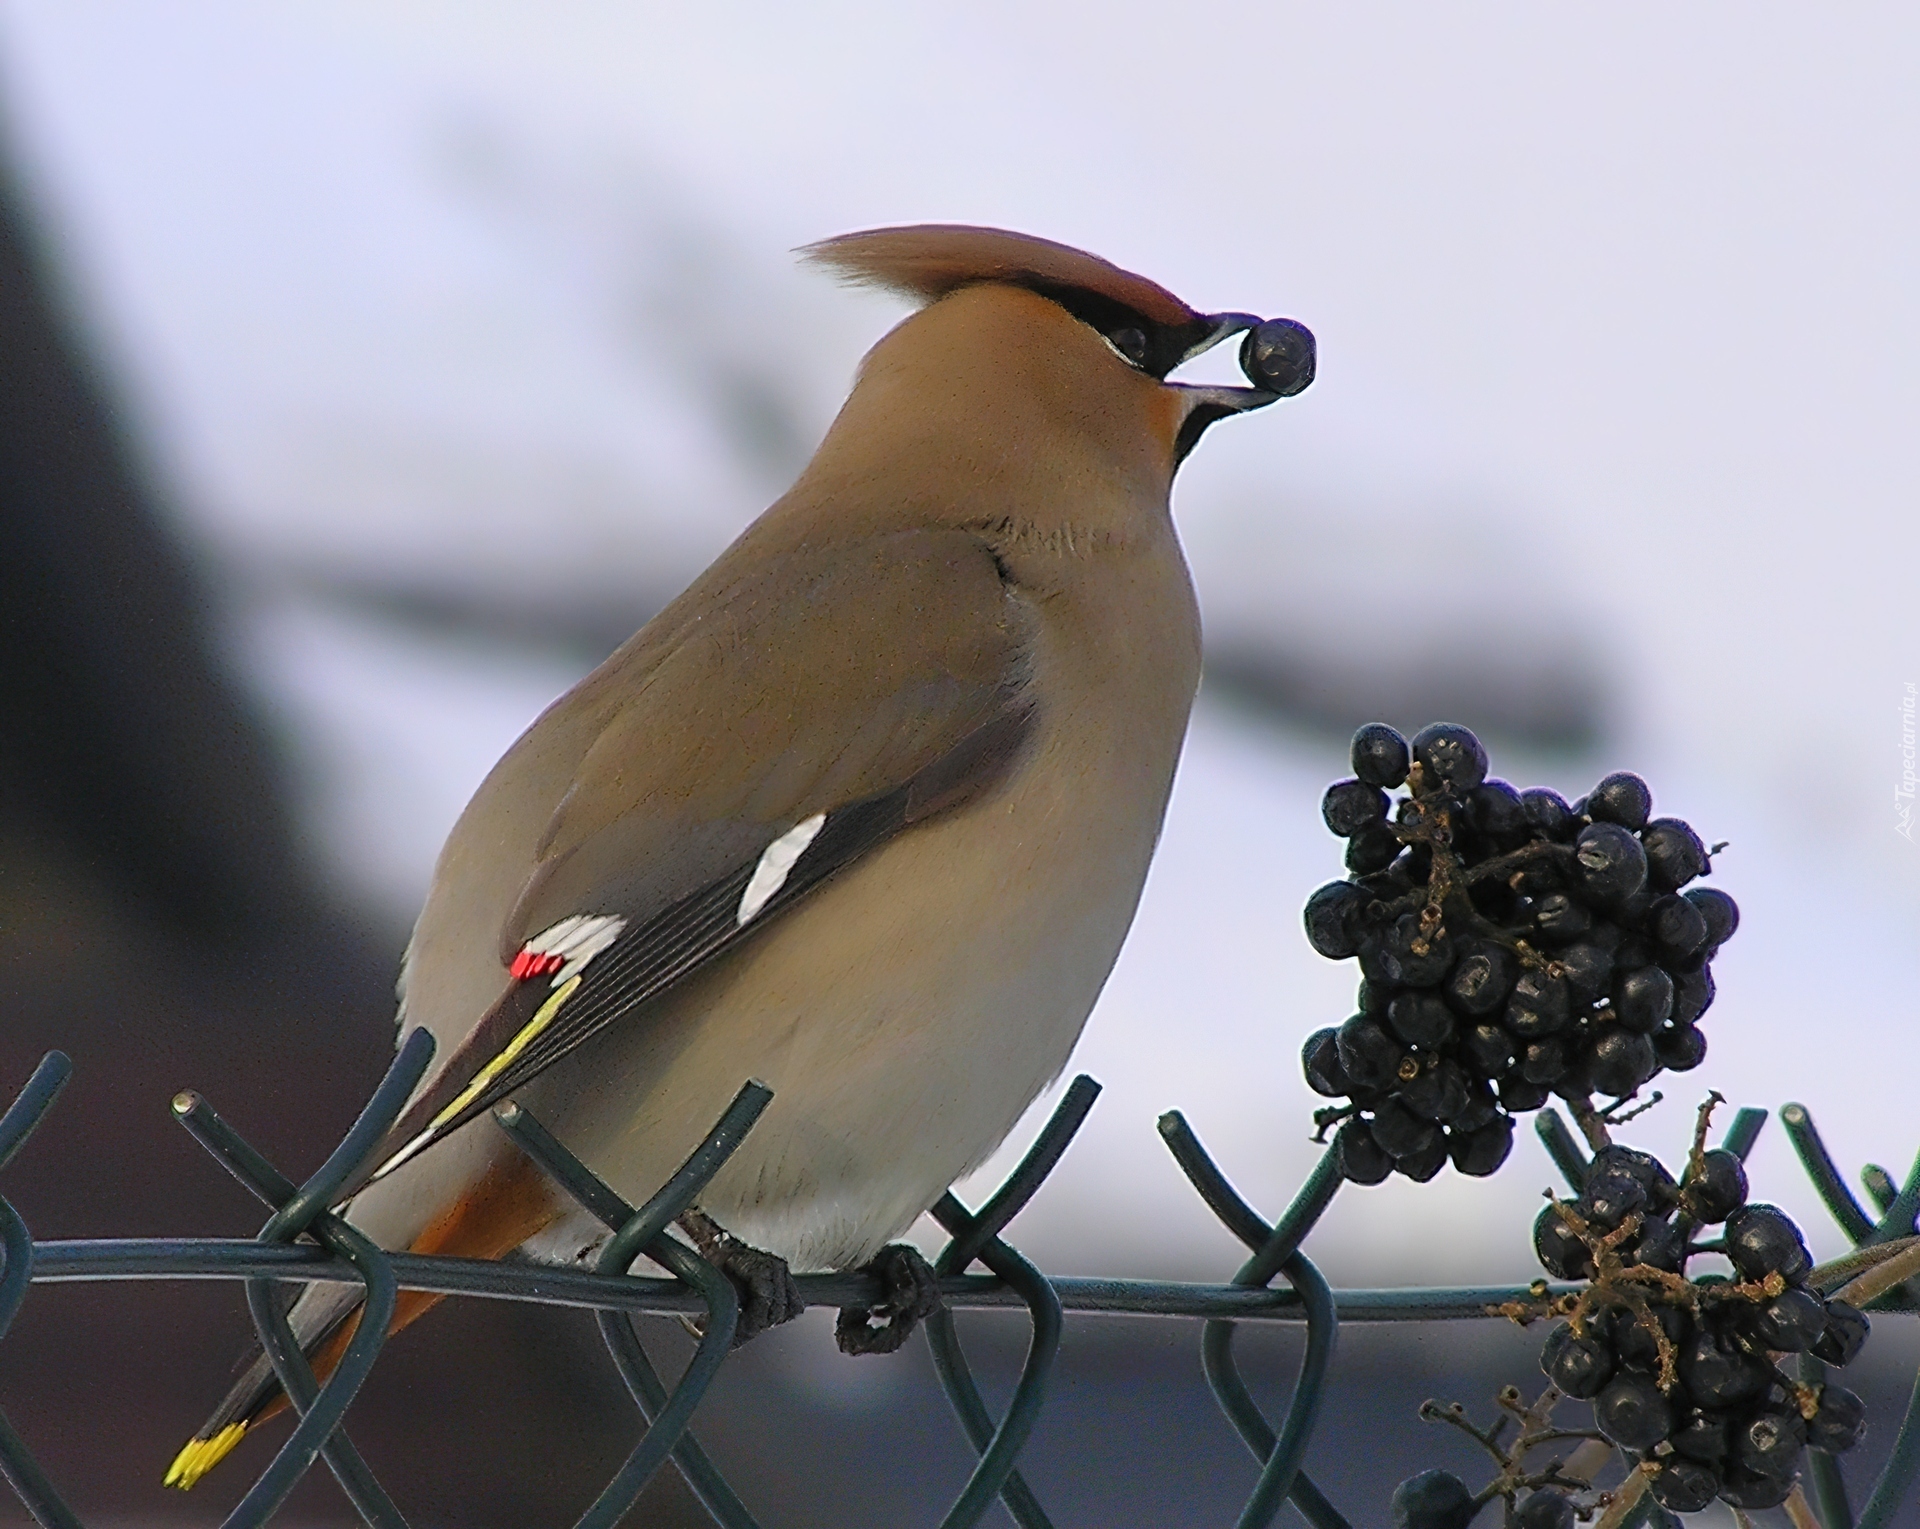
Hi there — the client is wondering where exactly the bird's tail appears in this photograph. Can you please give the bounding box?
[164,1150,562,1490]
[164,1279,375,1490]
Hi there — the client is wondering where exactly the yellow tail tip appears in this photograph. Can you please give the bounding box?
[163,1423,247,1490]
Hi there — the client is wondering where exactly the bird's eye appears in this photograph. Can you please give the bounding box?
[1107,326,1149,368]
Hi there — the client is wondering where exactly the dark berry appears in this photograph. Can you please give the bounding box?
[1445,944,1516,1016]
[1648,1458,1720,1514]
[1388,990,1456,1047]
[1575,821,1649,902]
[1465,779,1526,844]
[1629,1215,1686,1272]
[1449,1115,1513,1177]
[1529,891,1591,943]
[1587,772,1653,830]
[1499,1072,1552,1112]
[1582,1169,1649,1231]
[1725,1204,1812,1284]
[1809,1384,1867,1453]
[1735,1407,1806,1478]
[1534,1204,1594,1280]
[1556,942,1613,1001]
[1654,1023,1708,1071]
[1719,1465,1794,1511]
[1642,817,1708,890]
[1351,723,1410,788]
[1520,1038,1568,1085]
[1612,932,1656,973]
[1611,966,1674,1033]
[1594,1370,1672,1450]
[1241,318,1315,394]
[1673,965,1715,1024]
[1752,1286,1829,1352]
[1505,970,1570,1037]
[1509,860,1567,897]
[1513,1490,1575,1529]
[1678,1326,1772,1407]
[1302,1028,1350,1098]
[1357,935,1396,987]
[1389,1468,1475,1529]
[1323,778,1390,837]
[1304,881,1371,960]
[1382,913,1454,986]
[1813,1300,1869,1367]
[1346,820,1403,874]
[1520,787,1576,840]
[1684,886,1739,946]
[1649,893,1709,958]
[1356,979,1392,1015]
[1589,1145,1680,1208]
[1462,1021,1515,1075]
[1450,1080,1501,1133]
[1680,1148,1748,1223]
[1670,1409,1733,1462]
[1608,1301,1688,1372]
[1337,1119,1394,1184]
[1586,1026,1657,1097]
[1400,1057,1470,1122]
[1371,1097,1441,1160]
[1337,1015,1403,1092]
[1611,883,1653,926]
[1395,1135,1449,1181]
[1410,723,1488,793]
[1550,1055,1596,1100]
[1541,1321,1614,1398]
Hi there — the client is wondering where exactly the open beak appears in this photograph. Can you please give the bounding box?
[1167,312,1316,464]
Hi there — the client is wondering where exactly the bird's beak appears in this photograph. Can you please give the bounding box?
[1176,311,1263,368]
[1167,314,1275,464]
[1165,311,1314,464]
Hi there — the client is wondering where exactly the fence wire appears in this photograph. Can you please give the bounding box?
[0,1043,1914,1529]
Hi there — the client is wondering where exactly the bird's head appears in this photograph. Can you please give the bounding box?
[801,224,1312,492]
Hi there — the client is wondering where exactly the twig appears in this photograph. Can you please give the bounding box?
[1814,1234,1920,1292]
[1599,1092,1662,1127]
[1836,1237,1920,1310]
[1559,1439,1615,1486]
[1567,1096,1613,1153]
[1591,1463,1650,1529]
[1783,1482,1825,1529]
[1687,1091,1726,1184]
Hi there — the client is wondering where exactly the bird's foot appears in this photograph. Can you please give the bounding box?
[677,1209,805,1346]
[836,1243,944,1356]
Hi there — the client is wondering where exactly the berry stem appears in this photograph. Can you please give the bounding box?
[1566,1096,1613,1153]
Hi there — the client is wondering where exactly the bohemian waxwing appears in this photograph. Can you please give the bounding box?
[167,224,1313,1488]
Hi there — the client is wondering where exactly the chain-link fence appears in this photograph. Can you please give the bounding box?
[0,1039,1913,1529]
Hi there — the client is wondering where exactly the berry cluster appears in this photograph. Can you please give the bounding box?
[1391,1468,1576,1529]
[1531,1142,1869,1513]
[1300,722,1737,1184]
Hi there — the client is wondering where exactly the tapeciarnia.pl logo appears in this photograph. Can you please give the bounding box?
[1899,681,1916,842]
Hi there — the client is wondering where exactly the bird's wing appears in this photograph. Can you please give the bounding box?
[346,527,1035,1196]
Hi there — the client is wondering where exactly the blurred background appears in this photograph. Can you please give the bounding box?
[0,3,1915,1524]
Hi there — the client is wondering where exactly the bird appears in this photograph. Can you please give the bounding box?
[166,224,1312,1489]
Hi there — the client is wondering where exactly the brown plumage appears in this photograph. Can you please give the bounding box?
[168,225,1290,1489]
[803,223,1199,328]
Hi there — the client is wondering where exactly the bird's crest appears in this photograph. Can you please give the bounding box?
[801,224,1197,328]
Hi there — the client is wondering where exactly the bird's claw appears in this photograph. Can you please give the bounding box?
[836,1243,943,1356]
[677,1209,805,1346]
